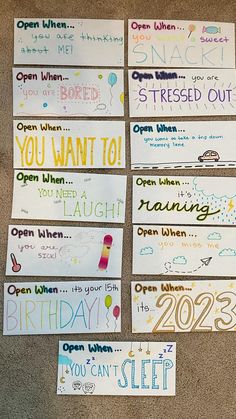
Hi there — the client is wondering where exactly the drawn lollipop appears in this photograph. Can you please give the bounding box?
[105,294,112,328]
[188,24,196,38]
[113,305,120,332]
[108,72,118,106]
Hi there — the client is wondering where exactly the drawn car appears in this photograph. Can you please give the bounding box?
[198,150,220,162]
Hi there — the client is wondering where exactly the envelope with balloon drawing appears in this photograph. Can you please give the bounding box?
[3,280,121,335]
[13,68,124,117]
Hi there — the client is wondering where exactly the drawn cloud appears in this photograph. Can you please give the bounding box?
[207,232,222,240]
[140,247,153,255]
[193,178,236,199]
[219,248,236,257]
[58,354,72,366]
[173,256,187,265]
[59,245,89,260]
[75,230,102,244]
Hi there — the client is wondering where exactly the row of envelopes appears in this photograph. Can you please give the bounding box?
[5,17,236,396]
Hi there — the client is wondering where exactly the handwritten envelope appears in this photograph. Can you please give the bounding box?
[130,120,236,170]
[132,280,236,333]
[14,120,125,169]
[133,175,236,225]
[12,170,127,223]
[14,18,124,66]
[57,340,176,395]
[13,68,124,117]
[128,19,235,68]
[128,69,236,117]
[6,225,123,278]
[3,280,121,335]
[133,225,236,276]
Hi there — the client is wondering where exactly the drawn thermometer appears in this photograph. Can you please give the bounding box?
[98,235,113,271]
[10,253,21,273]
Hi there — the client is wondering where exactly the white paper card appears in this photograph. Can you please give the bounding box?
[133,225,236,276]
[128,19,235,68]
[57,340,176,395]
[133,175,236,225]
[14,18,124,66]
[12,170,127,223]
[130,120,236,170]
[132,280,236,333]
[6,225,123,278]
[13,68,124,117]
[128,69,236,117]
[14,120,125,169]
[4,280,121,335]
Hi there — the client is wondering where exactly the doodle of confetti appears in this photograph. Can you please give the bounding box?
[146,315,154,324]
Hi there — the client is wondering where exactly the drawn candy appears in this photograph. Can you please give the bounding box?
[202,26,221,34]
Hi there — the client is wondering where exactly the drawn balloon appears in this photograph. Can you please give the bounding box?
[113,305,120,320]
[108,72,118,106]
[105,294,112,309]
[113,305,120,332]
[108,72,117,87]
